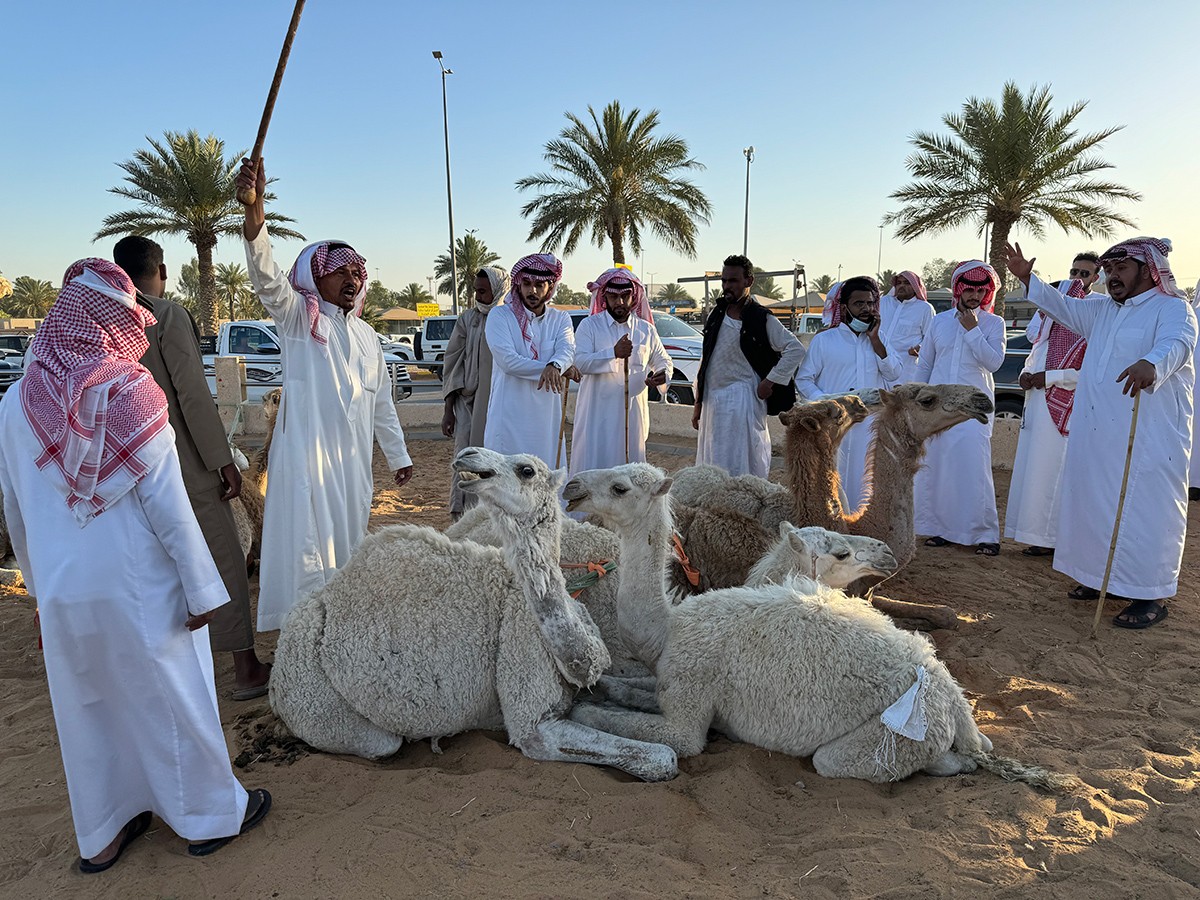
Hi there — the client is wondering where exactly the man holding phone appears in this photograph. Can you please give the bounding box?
[566,267,671,473]
[795,275,900,509]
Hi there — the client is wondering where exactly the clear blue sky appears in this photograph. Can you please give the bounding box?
[3,0,1198,303]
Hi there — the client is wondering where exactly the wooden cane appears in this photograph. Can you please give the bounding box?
[555,385,569,469]
[236,0,307,206]
[623,356,631,464]
[1090,391,1141,638]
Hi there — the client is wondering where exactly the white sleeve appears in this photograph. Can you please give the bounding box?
[1143,298,1198,394]
[371,344,412,470]
[243,225,311,339]
[915,319,938,383]
[1024,275,1103,338]
[547,311,575,372]
[793,335,824,400]
[962,316,1006,373]
[0,456,35,598]
[573,318,620,375]
[486,310,550,380]
[765,315,806,384]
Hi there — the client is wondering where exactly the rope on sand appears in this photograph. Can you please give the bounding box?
[967,750,1082,793]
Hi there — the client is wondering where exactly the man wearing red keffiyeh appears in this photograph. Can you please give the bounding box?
[1008,238,1197,629]
[238,159,414,632]
[880,271,935,385]
[1005,254,1103,558]
[0,259,270,872]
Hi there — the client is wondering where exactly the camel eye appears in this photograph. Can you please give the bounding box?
[834,550,851,560]
[518,465,535,479]
[918,395,936,407]
[611,484,629,495]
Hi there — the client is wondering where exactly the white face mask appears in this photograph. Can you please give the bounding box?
[848,316,872,334]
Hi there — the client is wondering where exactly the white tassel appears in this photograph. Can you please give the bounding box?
[872,666,930,779]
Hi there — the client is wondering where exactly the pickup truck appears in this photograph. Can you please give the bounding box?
[386,315,455,371]
[202,320,412,403]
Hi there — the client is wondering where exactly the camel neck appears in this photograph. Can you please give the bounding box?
[615,499,674,671]
[493,507,567,605]
[851,411,922,562]
[784,432,842,530]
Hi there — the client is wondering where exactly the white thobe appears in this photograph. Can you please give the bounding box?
[880,294,935,385]
[245,228,412,631]
[569,313,672,474]
[795,324,901,510]
[913,309,1007,545]
[0,400,247,859]
[1190,282,1200,489]
[483,304,575,467]
[1004,312,1084,547]
[696,315,806,478]
[1025,275,1196,598]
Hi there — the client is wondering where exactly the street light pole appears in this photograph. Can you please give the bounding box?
[742,146,754,256]
[433,51,459,314]
[877,224,884,277]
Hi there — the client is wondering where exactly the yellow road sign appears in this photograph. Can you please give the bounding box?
[416,302,440,318]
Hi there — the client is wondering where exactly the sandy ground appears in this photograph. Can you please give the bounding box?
[2,437,1199,899]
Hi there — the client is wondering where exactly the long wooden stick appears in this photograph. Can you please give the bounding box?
[555,386,569,469]
[1091,392,1141,638]
[623,356,631,464]
[236,0,306,205]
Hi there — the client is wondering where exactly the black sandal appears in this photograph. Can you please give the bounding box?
[975,543,1000,556]
[1067,585,1100,601]
[1113,599,1169,630]
[1021,546,1054,557]
[78,811,152,874]
[924,536,950,547]
[188,788,272,857]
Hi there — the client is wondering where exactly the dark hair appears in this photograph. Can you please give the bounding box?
[113,235,163,281]
[1073,251,1100,267]
[723,255,753,279]
[840,276,880,301]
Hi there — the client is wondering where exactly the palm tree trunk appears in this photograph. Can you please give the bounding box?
[988,217,1016,321]
[609,224,626,266]
[195,238,218,335]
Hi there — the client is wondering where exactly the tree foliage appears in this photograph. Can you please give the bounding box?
[809,274,835,294]
[751,268,784,301]
[96,130,303,334]
[434,232,501,306]
[885,82,1139,316]
[921,258,957,290]
[654,283,694,306]
[554,283,590,307]
[517,100,712,265]
[8,276,58,318]
[396,283,433,308]
[214,262,262,321]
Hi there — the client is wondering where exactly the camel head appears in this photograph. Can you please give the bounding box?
[873,383,994,442]
[563,464,672,532]
[453,447,564,519]
[262,388,282,426]
[780,396,869,446]
[748,523,898,589]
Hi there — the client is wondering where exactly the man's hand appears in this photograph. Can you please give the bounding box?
[218,462,242,501]
[538,364,565,393]
[1019,371,1047,391]
[613,334,633,359]
[957,306,979,332]
[691,401,702,430]
[756,378,775,400]
[645,370,668,388]
[440,405,455,438]
[394,465,414,487]
[186,610,217,632]
[237,157,267,241]
[1117,359,1156,396]
[867,317,887,357]
[908,345,921,357]
[1004,241,1036,286]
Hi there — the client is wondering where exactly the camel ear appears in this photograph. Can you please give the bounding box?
[787,528,809,553]
[653,477,673,498]
[778,521,791,538]
[551,467,568,491]
[779,408,795,426]
[801,416,820,432]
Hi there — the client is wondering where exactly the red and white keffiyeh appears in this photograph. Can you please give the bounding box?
[19,258,171,525]
[821,281,844,326]
[1040,279,1089,436]
[1099,237,1186,300]
[587,267,652,323]
[287,240,369,347]
[951,261,999,312]
[506,253,563,360]
[893,270,928,302]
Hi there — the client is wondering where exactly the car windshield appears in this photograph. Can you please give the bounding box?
[425,319,456,342]
[653,313,701,338]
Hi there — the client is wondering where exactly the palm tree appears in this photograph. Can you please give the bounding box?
[810,274,835,294]
[8,276,58,318]
[0,273,11,306]
[751,268,784,301]
[555,284,589,307]
[173,258,202,319]
[517,101,712,265]
[885,82,1139,317]
[396,283,433,309]
[433,232,501,306]
[96,130,304,335]
[877,269,899,290]
[214,262,262,321]
[654,283,694,308]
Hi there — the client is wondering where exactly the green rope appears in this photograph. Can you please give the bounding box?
[564,560,618,595]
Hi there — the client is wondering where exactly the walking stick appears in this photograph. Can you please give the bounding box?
[623,355,630,464]
[236,0,306,206]
[555,384,569,469]
[1090,392,1141,638]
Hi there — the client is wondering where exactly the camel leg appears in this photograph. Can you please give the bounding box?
[812,714,962,784]
[568,703,710,758]
[869,593,958,631]
[518,718,678,782]
[585,675,660,712]
[922,750,978,777]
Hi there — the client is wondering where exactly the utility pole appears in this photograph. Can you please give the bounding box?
[433,51,459,314]
[877,224,884,277]
[742,146,755,256]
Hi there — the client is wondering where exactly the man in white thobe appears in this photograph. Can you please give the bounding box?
[566,268,672,473]
[880,270,935,385]
[795,275,900,510]
[484,253,575,466]
[1005,253,1104,556]
[0,258,268,872]
[693,255,806,478]
[1190,279,1200,501]
[1007,238,1196,629]
[914,261,1007,555]
[238,160,413,632]
[442,265,510,518]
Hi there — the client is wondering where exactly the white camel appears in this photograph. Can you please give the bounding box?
[269,447,677,781]
[562,464,991,783]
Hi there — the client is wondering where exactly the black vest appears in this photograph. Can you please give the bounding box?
[696,299,797,416]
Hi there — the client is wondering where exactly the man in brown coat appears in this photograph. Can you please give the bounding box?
[113,236,270,699]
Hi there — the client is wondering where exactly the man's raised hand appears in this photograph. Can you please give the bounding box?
[238,158,267,241]
[1004,241,1036,285]
[614,335,633,359]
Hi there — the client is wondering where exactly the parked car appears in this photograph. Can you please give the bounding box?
[791,313,827,346]
[566,309,703,405]
[203,320,412,402]
[993,330,1032,419]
